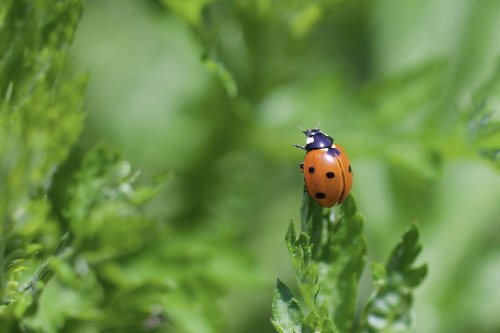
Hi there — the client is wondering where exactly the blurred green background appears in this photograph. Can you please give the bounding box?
[68,0,500,332]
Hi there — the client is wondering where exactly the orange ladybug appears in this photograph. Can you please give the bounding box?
[294,128,353,207]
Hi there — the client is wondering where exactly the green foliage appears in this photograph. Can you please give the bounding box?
[78,1,500,332]
[316,195,367,333]
[271,279,304,333]
[20,144,241,333]
[161,0,216,26]
[358,225,428,333]
[463,63,500,170]
[2,1,500,333]
[64,145,163,261]
[202,55,239,98]
[0,1,251,332]
[0,0,85,322]
[272,194,426,333]
[283,193,367,332]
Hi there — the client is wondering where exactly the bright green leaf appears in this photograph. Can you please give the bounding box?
[371,262,387,285]
[202,54,239,98]
[285,222,319,311]
[161,0,216,26]
[289,4,322,39]
[316,194,368,333]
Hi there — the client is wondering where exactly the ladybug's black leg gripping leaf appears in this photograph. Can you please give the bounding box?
[293,144,307,150]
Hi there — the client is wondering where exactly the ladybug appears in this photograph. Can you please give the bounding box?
[294,128,353,207]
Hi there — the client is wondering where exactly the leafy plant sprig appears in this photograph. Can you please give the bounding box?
[272,192,427,333]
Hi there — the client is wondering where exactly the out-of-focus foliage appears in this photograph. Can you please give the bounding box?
[23,145,248,333]
[464,64,500,169]
[0,1,252,333]
[358,225,427,333]
[2,0,500,332]
[272,194,425,333]
[0,0,86,326]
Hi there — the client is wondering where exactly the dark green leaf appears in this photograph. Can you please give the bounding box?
[271,279,304,333]
[405,264,428,288]
[386,224,422,274]
[300,189,325,259]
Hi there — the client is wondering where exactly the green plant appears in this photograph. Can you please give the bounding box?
[2,1,499,332]
[272,193,427,333]
[0,0,86,323]
[0,1,251,332]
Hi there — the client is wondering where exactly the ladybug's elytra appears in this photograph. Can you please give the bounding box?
[294,128,353,207]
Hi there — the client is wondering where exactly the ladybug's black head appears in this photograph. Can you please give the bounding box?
[302,128,334,150]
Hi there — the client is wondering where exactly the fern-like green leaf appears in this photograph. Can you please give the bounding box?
[358,224,428,333]
[316,195,368,333]
[285,222,319,311]
[280,193,366,333]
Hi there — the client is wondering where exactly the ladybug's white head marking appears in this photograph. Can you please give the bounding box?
[298,127,334,151]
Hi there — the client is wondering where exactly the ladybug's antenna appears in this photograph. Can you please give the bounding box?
[297,126,307,134]
[315,121,321,130]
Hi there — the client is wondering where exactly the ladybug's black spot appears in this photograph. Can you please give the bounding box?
[326,172,335,178]
[348,165,352,173]
[315,192,326,199]
[308,167,315,174]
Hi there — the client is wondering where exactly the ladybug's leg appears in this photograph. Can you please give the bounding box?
[293,144,306,150]
[299,162,304,172]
